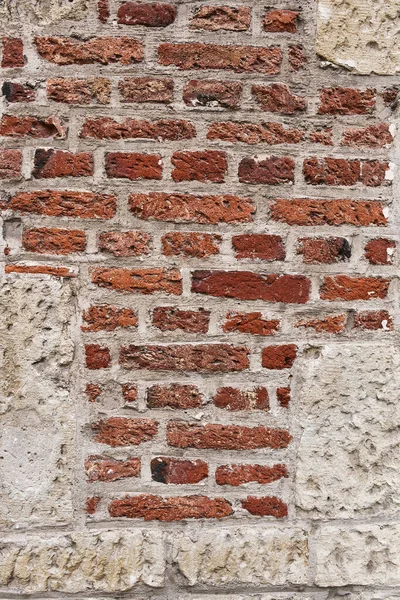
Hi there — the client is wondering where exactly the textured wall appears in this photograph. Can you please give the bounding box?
[0,0,399,598]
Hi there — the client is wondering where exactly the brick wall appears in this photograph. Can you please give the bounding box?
[0,0,399,596]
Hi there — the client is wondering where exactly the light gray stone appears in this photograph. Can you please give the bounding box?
[0,0,88,24]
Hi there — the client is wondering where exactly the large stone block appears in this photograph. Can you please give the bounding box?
[0,530,165,592]
[295,344,400,518]
[316,0,400,74]
[171,528,309,586]
[0,0,88,24]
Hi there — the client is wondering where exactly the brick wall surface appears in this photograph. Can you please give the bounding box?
[0,0,399,598]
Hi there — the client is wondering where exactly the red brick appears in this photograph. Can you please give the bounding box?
[382,88,398,107]
[318,87,376,115]
[118,2,176,26]
[171,150,227,183]
[86,383,102,403]
[365,238,396,265]
[2,38,25,67]
[361,161,390,187]
[2,190,116,219]
[238,156,294,185]
[81,117,195,140]
[122,384,138,403]
[264,9,298,32]
[120,344,249,372]
[0,149,21,179]
[151,457,208,484]
[252,83,306,114]
[270,198,387,226]
[22,227,86,255]
[86,496,100,515]
[91,267,182,295]
[5,264,76,278]
[241,496,288,518]
[297,237,351,264]
[2,82,35,102]
[152,306,210,333]
[288,45,306,71]
[192,271,310,303]
[223,312,280,335]
[190,6,250,31]
[33,149,93,179]
[277,387,290,408]
[309,128,333,145]
[341,124,393,148]
[129,192,254,224]
[162,231,221,258]
[108,495,232,521]
[158,42,282,74]
[304,158,360,186]
[0,115,66,138]
[85,455,141,482]
[98,0,110,22]
[147,384,203,409]
[213,386,269,411]
[82,306,138,332]
[92,417,158,446]
[99,231,151,257]
[207,121,304,144]
[167,421,292,450]
[232,234,285,260]
[183,80,242,109]
[105,152,162,181]
[119,77,173,103]
[320,275,390,301]
[85,344,111,369]
[295,314,346,333]
[262,344,297,369]
[35,36,143,65]
[47,78,110,104]
[216,463,288,486]
[353,310,393,331]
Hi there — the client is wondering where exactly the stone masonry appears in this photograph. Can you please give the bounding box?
[0,0,399,598]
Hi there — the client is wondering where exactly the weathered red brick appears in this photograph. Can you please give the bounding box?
[277,387,290,408]
[304,158,360,186]
[85,455,141,482]
[295,314,347,333]
[152,307,210,333]
[183,80,242,109]
[99,231,151,257]
[0,149,21,179]
[171,150,227,183]
[264,9,298,32]
[192,271,310,303]
[216,463,288,486]
[382,88,398,107]
[35,36,143,65]
[82,306,138,332]
[92,417,158,446]
[98,0,110,22]
[32,149,93,178]
[105,152,162,181]
[252,83,306,114]
[262,344,297,369]
[119,77,173,103]
[167,421,292,450]
[270,198,387,226]
[232,234,285,260]
[342,124,393,148]
[118,2,176,26]
[47,78,110,104]
[309,128,333,145]
[297,237,351,263]
[190,6,250,30]
[2,38,25,67]
[213,386,269,411]
[318,87,376,115]
[108,495,232,521]
[207,121,304,145]
[22,227,86,255]
[5,264,76,277]
[320,275,390,301]
[86,496,100,515]
[241,496,288,518]
[91,267,182,295]
[0,115,66,138]
[365,238,396,265]
[120,344,249,372]
[81,117,195,140]
[147,384,203,409]
[151,457,208,484]
[85,344,111,369]
[158,42,282,74]
[162,231,221,258]
[122,384,138,403]
[129,192,254,224]
[86,383,102,403]
[361,160,390,187]
[238,156,295,184]
[288,45,306,71]
[222,312,280,335]
[353,310,393,331]
[2,190,116,219]
[2,82,35,102]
